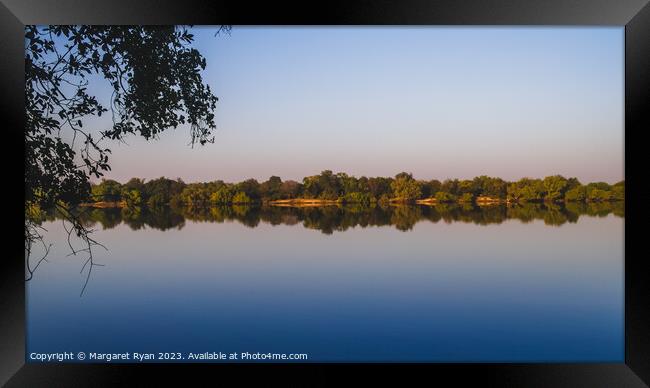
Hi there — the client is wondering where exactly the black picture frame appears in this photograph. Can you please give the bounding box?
[2,0,648,386]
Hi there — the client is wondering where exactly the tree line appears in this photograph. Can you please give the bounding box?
[88,171,624,208]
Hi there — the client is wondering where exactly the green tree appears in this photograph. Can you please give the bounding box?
[317,170,341,200]
[236,179,261,201]
[507,178,544,202]
[421,179,442,198]
[441,179,460,196]
[435,191,457,203]
[473,176,507,198]
[143,177,186,207]
[210,186,235,204]
[341,192,373,205]
[91,179,123,202]
[232,191,252,204]
[565,177,582,191]
[123,177,145,193]
[564,185,586,202]
[279,180,302,199]
[367,177,393,199]
[588,188,613,202]
[180,183,212,205]
[302,175,321,198]
[458,193,474,203]
[458,180,476,196]
[260,176,283,200]
[542,175,569,202]
[584,182,612,202]
[390,172,422,201]
[122,189,142,208]
[611,181,625,201]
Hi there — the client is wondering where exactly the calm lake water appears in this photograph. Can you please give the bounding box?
[27,203,624,362]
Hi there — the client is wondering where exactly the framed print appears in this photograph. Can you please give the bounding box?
[2,0,649,386]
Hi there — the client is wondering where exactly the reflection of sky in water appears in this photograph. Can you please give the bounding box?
[27,215,623,362]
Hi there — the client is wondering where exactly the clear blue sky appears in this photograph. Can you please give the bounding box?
[92,27,624,184]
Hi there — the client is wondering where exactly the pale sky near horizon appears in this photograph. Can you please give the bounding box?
[83,27,624,184]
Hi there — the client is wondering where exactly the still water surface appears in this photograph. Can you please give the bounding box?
[27,204,624,362]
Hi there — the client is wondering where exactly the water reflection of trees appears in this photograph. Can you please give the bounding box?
[43,201,624,234]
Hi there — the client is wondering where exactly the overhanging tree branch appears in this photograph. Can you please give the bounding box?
[25,25,228,293]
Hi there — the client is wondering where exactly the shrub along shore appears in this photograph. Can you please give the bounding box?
[83,171,624,209]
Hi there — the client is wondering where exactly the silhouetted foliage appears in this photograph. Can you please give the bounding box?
[25,25,229,287]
